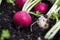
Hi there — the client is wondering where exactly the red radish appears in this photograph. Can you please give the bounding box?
[15,0,26,9]
[13,11,32,27]
[34,3,48,14]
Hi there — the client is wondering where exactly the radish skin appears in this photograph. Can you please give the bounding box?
[34,3,48,14]
[13,11,32,27]
[15,0,26,9]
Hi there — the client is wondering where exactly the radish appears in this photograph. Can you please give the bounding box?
[34,3,48,14]
[13,11,32,27]
[15,0,26,9]
[36,0,59,29]
[13,0,41,27]
[30,0,60,39]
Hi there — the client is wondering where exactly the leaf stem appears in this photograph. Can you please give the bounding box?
[44,21,60,39]
[27,0,41,12]
[48,25,60,39]
[0,0,2,4]
[22,0,31,11]
[46,0,60,18]
[23,0,36,11]
[29,12,42,17]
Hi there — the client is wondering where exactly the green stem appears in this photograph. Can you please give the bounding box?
[46,4,57,18]
[44,0,60,39]
[46,0,60,18]
[52,13,59,22]
[48,25,60,39]
[52,7,60,22]
[55,7,60,13]
[55,16,59,23]
[6,0,15,6]
[22,0,30,11]
[24,0,36,11]
[0,0,2,4]
[44,21,60,39]
[29,12,42,17]
[27,0,41,12]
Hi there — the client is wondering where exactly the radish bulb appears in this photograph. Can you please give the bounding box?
[34,3,48,14]
[13,0,41,27]
[13,11,32,27]
[15,0,26,9]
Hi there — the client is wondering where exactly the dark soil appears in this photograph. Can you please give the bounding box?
[0,0,60,40]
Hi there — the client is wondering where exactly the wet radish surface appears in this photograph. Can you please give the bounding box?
[0,0,60,40]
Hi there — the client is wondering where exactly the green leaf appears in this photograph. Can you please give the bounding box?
[50,12,59,22]
[1,29,11,39]
[57,0,60,7]
[6,0,15,6]
[29,11,42,17]
[1,37,4,40]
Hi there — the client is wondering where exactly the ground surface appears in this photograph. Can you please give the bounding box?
[0,0,60,40]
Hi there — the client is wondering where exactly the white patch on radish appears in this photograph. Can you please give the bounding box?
[37,16,49,29]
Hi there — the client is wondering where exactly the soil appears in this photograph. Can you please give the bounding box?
[0,0,60,40]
